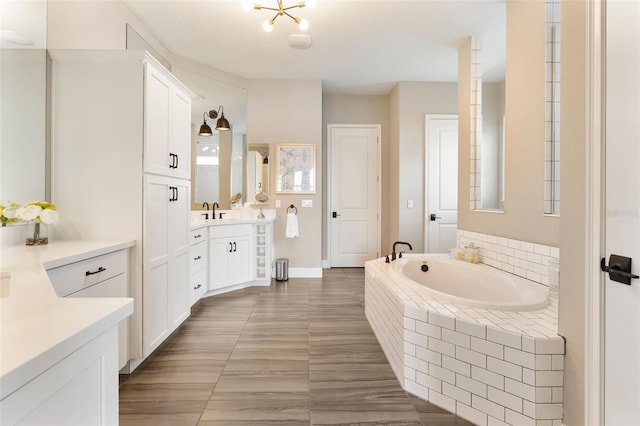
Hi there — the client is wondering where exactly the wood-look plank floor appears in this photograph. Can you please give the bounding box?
[119,268,473,426]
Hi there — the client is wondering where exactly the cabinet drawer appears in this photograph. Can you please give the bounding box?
[47,250,128,298]
[190,268,207,306]
[190,228,207,245]
[209,224,252,239]
[190,240,207,273]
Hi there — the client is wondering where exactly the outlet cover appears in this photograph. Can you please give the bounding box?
[302,200,313,208]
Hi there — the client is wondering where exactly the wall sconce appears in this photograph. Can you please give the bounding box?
[198,106,231,136]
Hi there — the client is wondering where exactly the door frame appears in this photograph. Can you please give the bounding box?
[424,114,458,253]
[326,123,382,267]
[585,0,604,423]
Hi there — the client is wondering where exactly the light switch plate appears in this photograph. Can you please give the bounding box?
[275,200,281,208]
[407,200,414,208]
[302,200,313,208]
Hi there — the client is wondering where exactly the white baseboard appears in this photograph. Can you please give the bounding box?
[289,267,323,278]
[322,259,330,268]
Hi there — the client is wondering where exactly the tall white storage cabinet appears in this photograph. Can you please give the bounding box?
[50,50,193,366]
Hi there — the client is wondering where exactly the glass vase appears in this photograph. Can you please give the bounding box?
[26,222,48,246]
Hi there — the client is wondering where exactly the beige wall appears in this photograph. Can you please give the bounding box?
[558,0,587,424]
[321,95,390,259]
[457,0,560,247]
[397,82,458,253]
[247,80,323,270]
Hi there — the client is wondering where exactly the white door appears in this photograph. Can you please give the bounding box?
[425,115,458,253]
[604,1,640,424]
[329,125,380,267]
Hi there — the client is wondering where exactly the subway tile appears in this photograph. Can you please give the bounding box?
[488,328,522,350]
[457,346,487,368]
[405,378,429,401]
[472,366,505,390]
[404,342,416,356]
[429,337,456,357]
[405,330,429,348]
[416,320,442,339]
[535,338,564,354]
[534,403,564,420]
[404,366,416,381]
[535,354,552,370]
[487,357,522,382]
[404,305,428,321]
[488,387,523,413]
[443,328,471,348]
[552,387,563,403]
[505,378,536,402]
[457,401,489,426]
[505,409,536,426]
[535,371,563,387]
[404,317,416,331]
[535,387,552,403]
[472,394,505,421]
[443,382,471,406]
[416,346,442,366]
[416,371,442,392]
[429,311,456,330]
[488,416,511,426]
[523,400,536,418]
[523,368,536,386]
[457,373,488,398]
[456,319,487,339]
[429,363,456,385]
[504,347,536,369]
[443,355,471,377]
[406,354,429,373]
[521,242,535,253]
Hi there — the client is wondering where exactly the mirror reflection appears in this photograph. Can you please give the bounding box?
[172,68,247,210]
[0,0,48,206]
[247,144,270,200]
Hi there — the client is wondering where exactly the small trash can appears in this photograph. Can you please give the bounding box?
[275,258,289,281]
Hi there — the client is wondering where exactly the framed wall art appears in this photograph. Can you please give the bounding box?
[275,143,316,194]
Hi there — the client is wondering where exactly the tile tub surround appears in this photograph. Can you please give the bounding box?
[457,229,560,288]
[365,257,565,426]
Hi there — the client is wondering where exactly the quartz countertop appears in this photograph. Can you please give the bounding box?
[190,208,276,229]
[0,240,135,399]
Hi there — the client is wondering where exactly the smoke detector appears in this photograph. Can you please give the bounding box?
[288,34,312,49]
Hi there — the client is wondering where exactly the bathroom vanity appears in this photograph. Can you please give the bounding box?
[0,241,134,425]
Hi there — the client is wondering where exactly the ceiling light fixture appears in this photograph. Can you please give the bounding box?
[242,0,316,32]
[198,106,230,136]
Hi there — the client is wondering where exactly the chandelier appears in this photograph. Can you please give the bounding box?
[243,0,317,32]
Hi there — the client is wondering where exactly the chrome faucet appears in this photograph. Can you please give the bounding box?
[389,241,413,262]
[212,202,219,220]
[202,202,210,219]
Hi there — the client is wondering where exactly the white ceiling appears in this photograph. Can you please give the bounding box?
[124,0,506,95]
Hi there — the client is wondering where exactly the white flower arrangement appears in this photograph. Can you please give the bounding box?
[16,201,59,225]
[0,201,20,225]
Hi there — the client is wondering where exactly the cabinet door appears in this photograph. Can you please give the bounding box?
[168,181,190,330]
[143,176,170,357]
[144,65,171,177]
[169,89,191,180]
[210,238,232,290]
[231,235,253,285]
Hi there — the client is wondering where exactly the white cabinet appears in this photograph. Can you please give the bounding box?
[46,248,130,370]
[209,224,253,291]
[143,175,190,357]
[50,50,193,367]
[189,227,208,305]
[144,65,191,180]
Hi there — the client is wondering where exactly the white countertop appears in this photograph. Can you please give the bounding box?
[190,208,276,229]
[0,240,135,399]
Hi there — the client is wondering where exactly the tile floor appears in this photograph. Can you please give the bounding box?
[119,268,473,425]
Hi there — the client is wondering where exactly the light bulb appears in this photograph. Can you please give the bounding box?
[298,18,309,31]
[305,0,317,8]
[263,19,274,32]
[241,1,253,11]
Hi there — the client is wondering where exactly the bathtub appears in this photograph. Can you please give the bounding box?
[364,254,564,426]
[393,255,549,311]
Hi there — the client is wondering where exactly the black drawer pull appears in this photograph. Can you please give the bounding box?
[194,234,202,239]
[86,267,106,276]
[194,284,202,290]
[194,255,202,261]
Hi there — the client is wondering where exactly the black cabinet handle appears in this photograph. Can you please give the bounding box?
[229,242,233,253]
[194,284,202,290]
[169,186,175,202]
[86,267,106,276]
[175,154,179,170]
[194,234,202,239]
[174,187,178,201]
[169,153,178,169]
[194,255,202,261]
[233,242,237,252]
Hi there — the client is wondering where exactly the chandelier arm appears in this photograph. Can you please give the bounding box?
[281,3,304,11]
[282,10,301,23]
[257,5,280,12]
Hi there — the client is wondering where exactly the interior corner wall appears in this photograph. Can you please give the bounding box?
[246,80,323,270]
[558,1,587,424]
[388,86,401,252]
[321,94,390,261]
[457,0,559,247]
[397,82,458,253]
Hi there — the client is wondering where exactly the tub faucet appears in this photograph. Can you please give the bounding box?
[202,202,210,219]
[391,241,413,261]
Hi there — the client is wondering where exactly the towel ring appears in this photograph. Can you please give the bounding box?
[287,204,298,215]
